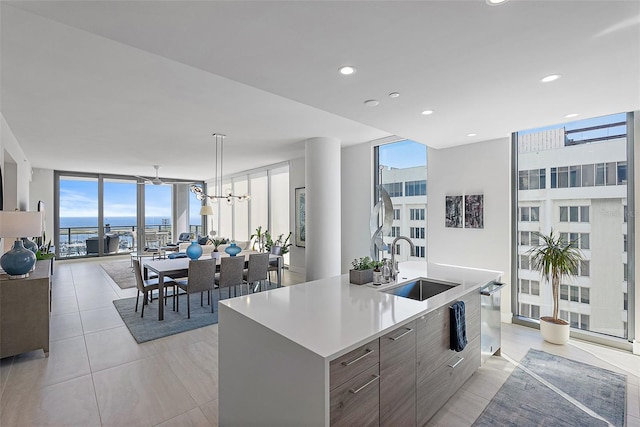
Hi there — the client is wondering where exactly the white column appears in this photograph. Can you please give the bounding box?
[172,184,190,238]
[306,137,341,281]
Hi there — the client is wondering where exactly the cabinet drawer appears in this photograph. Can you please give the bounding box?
[416,336,480,425]
[330,338,379,390]
[330,364,380,427]
[416,289,480,382]
[380,321,416,427]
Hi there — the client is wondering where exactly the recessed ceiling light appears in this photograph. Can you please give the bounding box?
[421,110,434,115]
[486,0,509,4]
[467,133,477,137]
[338,66,357,76]
[540,74,561,83]
[388,92,400,98]
[565,113,579,118]
[364,99,379,107]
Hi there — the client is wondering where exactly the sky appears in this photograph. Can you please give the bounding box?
[59,179,201,224]
[379,140,427,169]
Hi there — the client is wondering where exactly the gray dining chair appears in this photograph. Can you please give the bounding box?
[132,259,177,318]
[268,246,282,286]
[175,258,217,318]
[244,253,269,293]
[215,256,245,301]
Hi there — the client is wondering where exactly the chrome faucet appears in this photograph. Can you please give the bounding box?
[390,236,415,280]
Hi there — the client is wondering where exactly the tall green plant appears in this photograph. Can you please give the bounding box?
[527,229,584,322]
[250,226,266,252]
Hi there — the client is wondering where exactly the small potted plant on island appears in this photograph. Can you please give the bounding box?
[350,256,380,285]
[528,229,585,345]
[210,237,229,260]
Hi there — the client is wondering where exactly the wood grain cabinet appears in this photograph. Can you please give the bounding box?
[0,261,51,358]
[416,290,481,425]
[380,321,417,427]
[330,338,380,426]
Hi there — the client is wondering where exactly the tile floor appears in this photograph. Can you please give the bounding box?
[0,257,638,426]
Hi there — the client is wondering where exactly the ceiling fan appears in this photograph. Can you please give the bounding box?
[136,165,191,186]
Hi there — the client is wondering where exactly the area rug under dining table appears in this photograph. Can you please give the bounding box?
[472,348,627,427]
[114,282,279,343]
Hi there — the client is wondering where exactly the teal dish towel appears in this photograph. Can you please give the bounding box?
[450,301,467,352]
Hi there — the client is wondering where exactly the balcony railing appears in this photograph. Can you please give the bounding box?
[57,224,203,258]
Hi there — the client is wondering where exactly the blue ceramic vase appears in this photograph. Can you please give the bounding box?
[224,242,241,257]
[1,240,37,277]
[21,238,38,253]
[186,241,203,260]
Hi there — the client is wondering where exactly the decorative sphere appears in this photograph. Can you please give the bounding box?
[186,241,203,260]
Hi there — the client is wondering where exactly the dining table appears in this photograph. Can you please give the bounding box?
[143,251,283,320]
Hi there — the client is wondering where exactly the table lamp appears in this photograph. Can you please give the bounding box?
[0,211,43,278]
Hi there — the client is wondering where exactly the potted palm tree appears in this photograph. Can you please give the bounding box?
[528,229,584,344]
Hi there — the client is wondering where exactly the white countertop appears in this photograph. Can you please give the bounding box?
[219,261,502,360]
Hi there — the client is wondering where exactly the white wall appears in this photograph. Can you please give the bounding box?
[1,114,34,253]
[29,168,54,244]
[1,114,32,211]
[341,142,374,273]
[427,137,512,321]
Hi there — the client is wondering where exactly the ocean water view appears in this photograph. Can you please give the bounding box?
[60,216,169,228]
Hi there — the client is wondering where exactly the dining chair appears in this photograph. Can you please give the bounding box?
[175,258,217,319]
[244,253,269,293]
[268,246,282,286]
[215,256,245,301]
[132,259,177,318]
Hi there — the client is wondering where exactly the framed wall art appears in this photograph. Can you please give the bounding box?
[465,194,484,229]
[445,195,463,228]
[295,187,306,247]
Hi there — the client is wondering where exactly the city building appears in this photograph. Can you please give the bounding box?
[517,121,628,338]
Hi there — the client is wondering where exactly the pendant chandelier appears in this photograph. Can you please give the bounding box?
[190,133,250,206]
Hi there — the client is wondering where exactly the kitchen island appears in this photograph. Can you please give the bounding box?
[218,262,502,426]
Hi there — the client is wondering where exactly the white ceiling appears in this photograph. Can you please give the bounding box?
[2,1,639,181]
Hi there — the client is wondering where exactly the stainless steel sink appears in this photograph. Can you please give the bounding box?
[382,278,458,301]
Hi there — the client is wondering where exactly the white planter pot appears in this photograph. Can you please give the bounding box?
[211,251,221,260]
[539,317,570,345]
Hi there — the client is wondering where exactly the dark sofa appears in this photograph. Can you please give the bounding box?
[86,233,120,254]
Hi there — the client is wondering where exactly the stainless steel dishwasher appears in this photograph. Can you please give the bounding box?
[480,281,506,364]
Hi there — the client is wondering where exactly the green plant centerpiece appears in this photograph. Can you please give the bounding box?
[211,237,229,252]
[349,256,382,285]
[527,229,584,344]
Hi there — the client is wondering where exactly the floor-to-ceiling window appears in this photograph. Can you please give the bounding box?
[144,184,172,250]
[374,140,427,261]
[55,172,200,258]
[209,162,289,261]
[103,178,137,253]
[514,112,634,343]
[57,176,99,258]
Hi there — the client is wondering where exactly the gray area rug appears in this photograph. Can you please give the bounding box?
[473,349,627,427]
[100,259,136,289]
[113,282,279,343]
